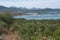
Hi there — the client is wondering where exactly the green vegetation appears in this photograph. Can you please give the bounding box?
[0,13,60,40]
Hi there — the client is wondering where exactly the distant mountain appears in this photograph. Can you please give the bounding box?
[0,6,29,12]
[0,6,8,12]
[0,6,60,14]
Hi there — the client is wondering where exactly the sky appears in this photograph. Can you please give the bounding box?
[0,0,60,8]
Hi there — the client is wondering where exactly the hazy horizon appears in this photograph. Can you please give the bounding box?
[0,0,60,8]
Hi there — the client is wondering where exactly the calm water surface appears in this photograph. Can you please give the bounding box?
[14,14,60,20]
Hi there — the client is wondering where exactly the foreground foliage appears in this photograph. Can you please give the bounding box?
[0,14,60,40]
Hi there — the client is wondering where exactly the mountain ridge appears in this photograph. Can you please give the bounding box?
[0,6,60,14]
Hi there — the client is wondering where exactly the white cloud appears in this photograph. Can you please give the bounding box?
[0,0,60,8]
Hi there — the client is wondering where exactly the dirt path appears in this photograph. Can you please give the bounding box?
[2,32,18,40]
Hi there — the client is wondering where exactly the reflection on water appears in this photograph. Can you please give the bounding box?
[14,14,60,20]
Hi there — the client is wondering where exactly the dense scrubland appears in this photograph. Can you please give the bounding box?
[0,13,60,40]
